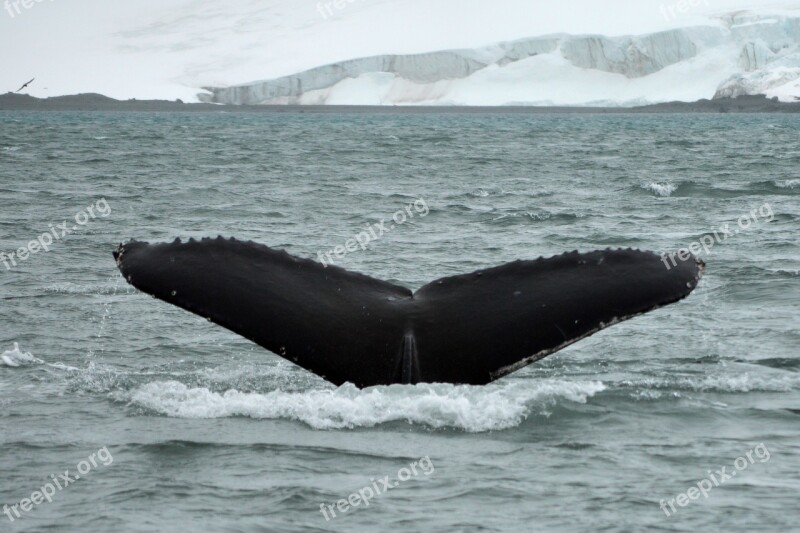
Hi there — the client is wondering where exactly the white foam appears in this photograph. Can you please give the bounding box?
[127,379,605,432]
[691,374,800,392]
[644,182,678,197]
[44,282,131,295]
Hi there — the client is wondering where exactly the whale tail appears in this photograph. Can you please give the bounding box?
[115,238,704,388]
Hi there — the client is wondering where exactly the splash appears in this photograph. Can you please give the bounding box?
[126,379,606,432]
[1,343,37,367]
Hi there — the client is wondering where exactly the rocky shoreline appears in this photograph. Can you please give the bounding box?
[2,92,799,113]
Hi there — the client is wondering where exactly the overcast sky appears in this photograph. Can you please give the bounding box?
[1,0,797,99]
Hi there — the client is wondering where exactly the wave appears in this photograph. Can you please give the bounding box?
[772,269,800,277]
[640,181,739,198]
[749,179,800,194]
[640,180,800,198]
[654,139,699,149]
[44,282,132,296]
[775,179,800,189]
[753,358,800,371]
[489,211,581,226]
[454,187,550,200]
[642,182,677,197]
[123,379,606,432]
[619,372,800,394]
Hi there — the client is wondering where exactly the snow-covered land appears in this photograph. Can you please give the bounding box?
[203,12,800,106]
[1,0,798,105]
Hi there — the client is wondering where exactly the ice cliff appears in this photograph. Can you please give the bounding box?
[200,12,800,106]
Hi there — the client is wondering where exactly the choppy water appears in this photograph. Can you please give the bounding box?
[0,110,798,532]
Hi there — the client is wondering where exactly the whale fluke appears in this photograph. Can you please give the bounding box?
[114,238,704,388]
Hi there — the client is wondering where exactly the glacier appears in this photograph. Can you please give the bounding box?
[200,12,800,106]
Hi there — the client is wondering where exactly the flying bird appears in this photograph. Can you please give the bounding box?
[15,78,35,92]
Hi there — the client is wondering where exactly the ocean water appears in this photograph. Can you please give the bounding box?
[0,110,798,532]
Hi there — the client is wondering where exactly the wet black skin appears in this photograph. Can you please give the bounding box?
[115,238,704,388]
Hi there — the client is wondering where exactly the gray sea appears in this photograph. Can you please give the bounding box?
[0,110,798,532]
